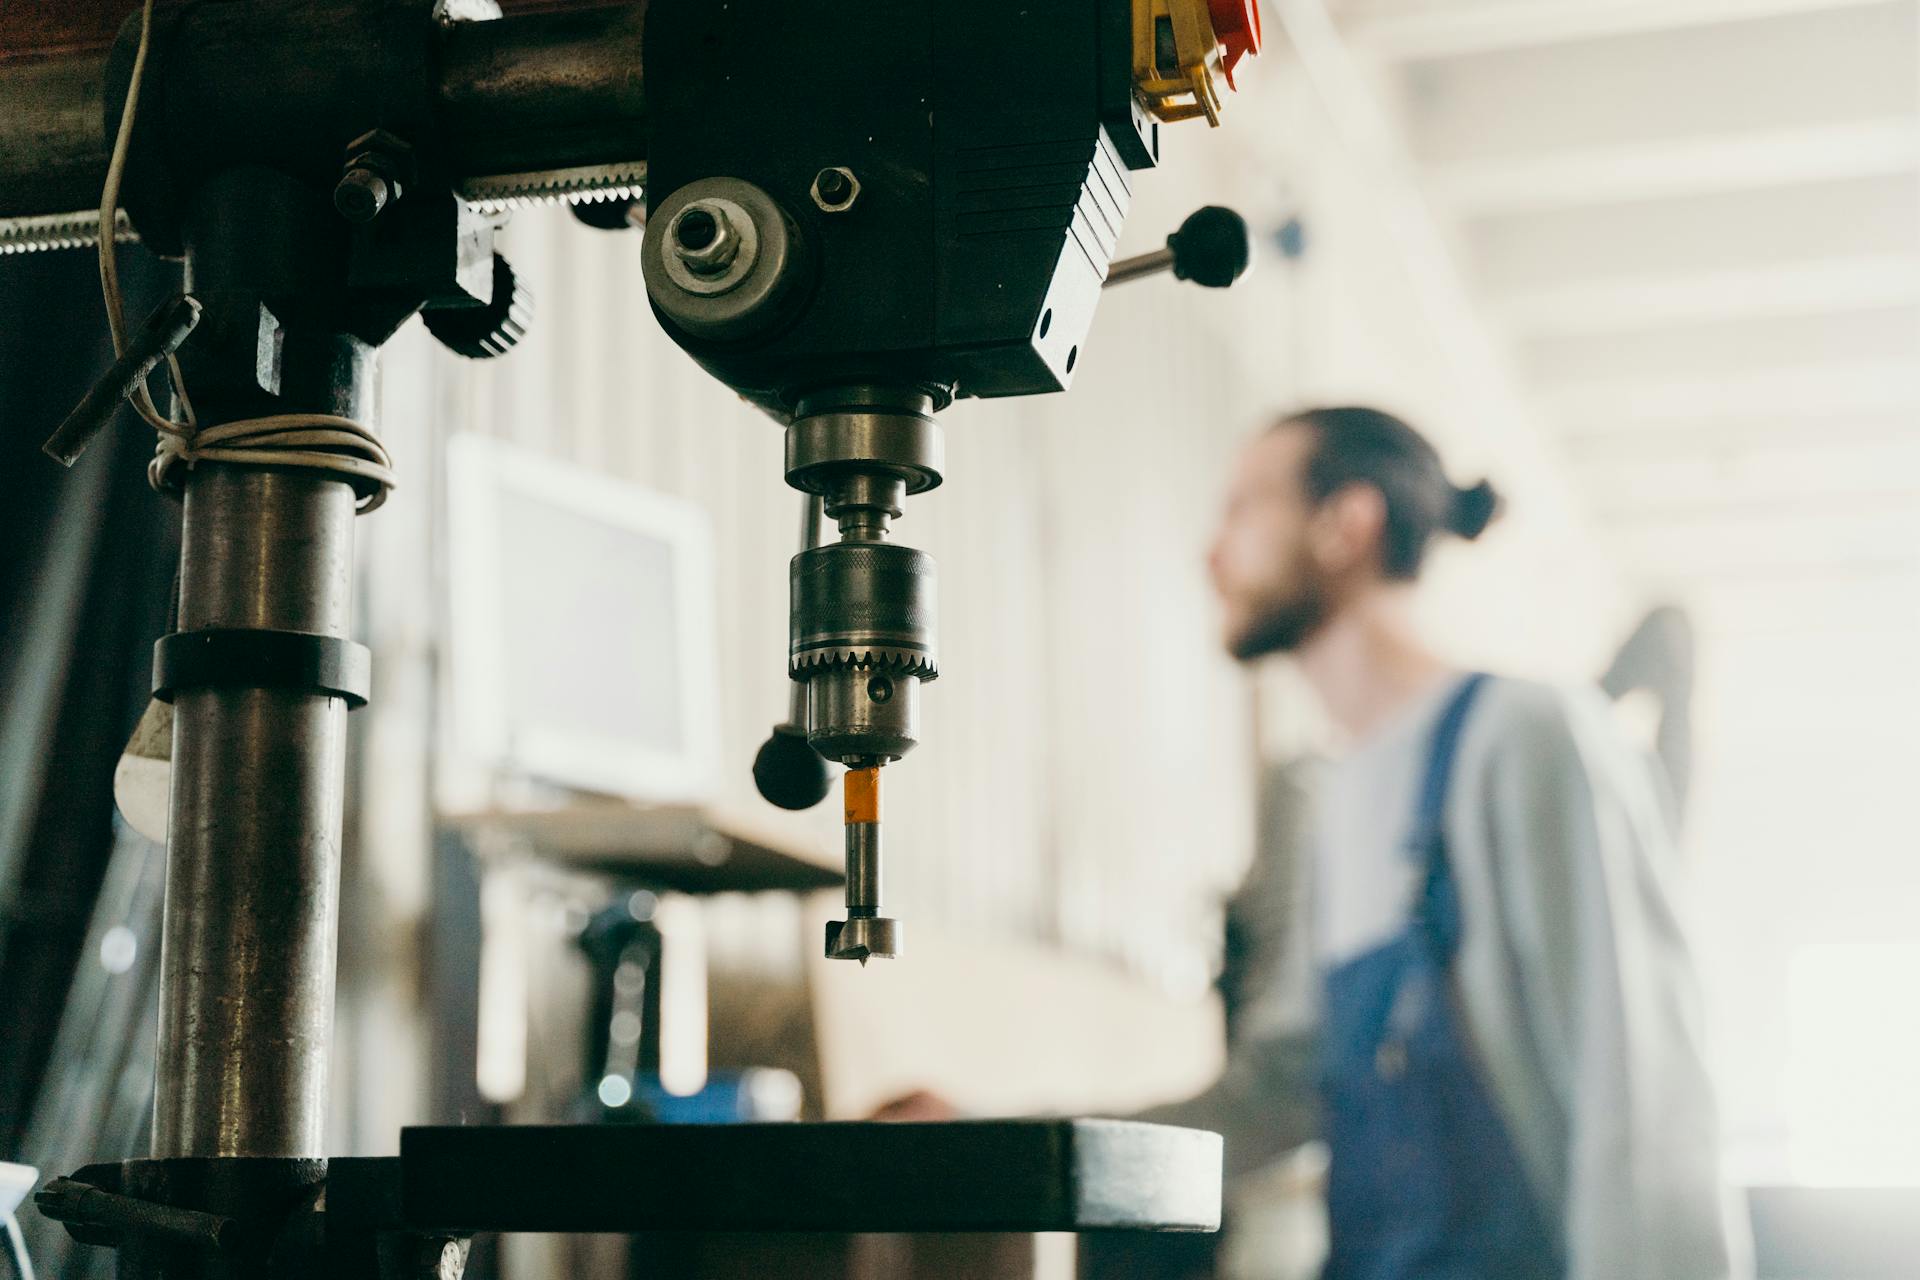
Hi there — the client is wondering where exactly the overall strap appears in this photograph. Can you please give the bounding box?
[1409,673,1492,963]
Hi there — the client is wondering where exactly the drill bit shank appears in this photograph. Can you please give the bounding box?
[826,766,899,963]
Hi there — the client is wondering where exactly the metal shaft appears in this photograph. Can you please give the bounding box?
[845,822,882,916]
[437,2,650,181]
[0,49,111,223]
[155,464,358,1159]
[826,766,899,961]
[1103,245,1176,287]
[0,3,650,227]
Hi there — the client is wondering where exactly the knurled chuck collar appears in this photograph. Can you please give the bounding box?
[789,541,938,680]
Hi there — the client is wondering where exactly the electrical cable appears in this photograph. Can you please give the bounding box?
[98,0,397,513]
[148,414,397,511]
[2,1211,33,1280]
[99,0,180,437]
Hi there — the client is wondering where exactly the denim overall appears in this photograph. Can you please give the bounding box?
[1319,675,1563,1280]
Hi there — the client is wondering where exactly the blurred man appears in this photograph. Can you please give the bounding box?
[878,405,1747,1278]
[1198,405,1746,1279]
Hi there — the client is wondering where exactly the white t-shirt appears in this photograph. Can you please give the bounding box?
[1142,675,1753,1280]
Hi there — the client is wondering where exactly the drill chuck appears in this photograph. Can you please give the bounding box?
[790,542,937,676]
[790,541,936,763]
[806,665,923,765]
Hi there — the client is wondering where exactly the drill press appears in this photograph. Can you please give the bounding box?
[1,0,1260,1271]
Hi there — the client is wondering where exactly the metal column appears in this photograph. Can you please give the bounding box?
[154,464,360,1159]
[146,284,378,1161]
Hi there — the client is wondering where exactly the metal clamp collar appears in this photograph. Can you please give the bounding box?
[153,629,372,708]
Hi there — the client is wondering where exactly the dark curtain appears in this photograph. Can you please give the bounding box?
[0,245,181,1180]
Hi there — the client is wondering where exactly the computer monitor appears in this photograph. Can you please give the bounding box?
[445,435,721,803]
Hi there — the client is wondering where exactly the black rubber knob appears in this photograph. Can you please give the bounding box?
[422,252,532,358]
[1168,206,1252,289]
[753,724,833,811]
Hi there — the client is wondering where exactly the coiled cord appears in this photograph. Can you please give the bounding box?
[101,0,397,514]
[149,413,397,512]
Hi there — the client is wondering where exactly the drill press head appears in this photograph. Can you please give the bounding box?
[637,0,1258,958]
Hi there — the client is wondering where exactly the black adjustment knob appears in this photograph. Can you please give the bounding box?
[753,724,833,811]
[1168,206,1252,288]
[422,253,532,359]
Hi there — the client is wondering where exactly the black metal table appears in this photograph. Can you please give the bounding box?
[401,1120,1223,1235]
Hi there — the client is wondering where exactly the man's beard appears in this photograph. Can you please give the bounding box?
[1229,578,1333,661]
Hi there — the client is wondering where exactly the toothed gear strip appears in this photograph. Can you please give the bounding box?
[459,162,648,213]
[1,210,137,256]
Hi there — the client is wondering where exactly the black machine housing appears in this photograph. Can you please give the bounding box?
[643,0,1162,414]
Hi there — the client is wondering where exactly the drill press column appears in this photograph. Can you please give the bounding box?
[158,461,360,1159]
[151,172,381,1161]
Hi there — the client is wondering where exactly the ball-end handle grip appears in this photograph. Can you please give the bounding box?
[752,723,834,811]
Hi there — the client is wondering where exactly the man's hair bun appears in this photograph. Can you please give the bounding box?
[1449,479,1500,540]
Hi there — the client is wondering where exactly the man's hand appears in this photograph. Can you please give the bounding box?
[867,1089,960,1122]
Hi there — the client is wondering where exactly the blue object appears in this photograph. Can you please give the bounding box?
[598,1071,799,1126]
[1318,674,1563,1279]
[1273,215,1307,262]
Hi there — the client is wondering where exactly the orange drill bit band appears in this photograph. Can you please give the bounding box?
[844,765,881,825]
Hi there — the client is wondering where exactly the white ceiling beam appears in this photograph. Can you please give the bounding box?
[1429,118,1920,216]
[1686,571,1920,630]
[1636,552,1920,585]
[1573,438,1920,508]
[1493,255,1920,335]
[1587,481,1920,524]
[1469,173,1918,298]
[1523,307,1920,388]
[1395,4,1916,169]
[1342,0,1899,61]
[1534,360,1920,425]
[1557,412,1920,456]
[1594,493,1920,532]
[1600,501,1920,566]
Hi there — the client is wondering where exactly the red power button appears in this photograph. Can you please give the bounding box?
[1207,0,1262,87]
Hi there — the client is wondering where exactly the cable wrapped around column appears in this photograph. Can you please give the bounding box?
[148,414,396,513]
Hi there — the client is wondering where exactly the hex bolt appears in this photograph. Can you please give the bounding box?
[811,166,861,213]
[332,129,414,225]
[333,167,392,223]
[669,201,741,275]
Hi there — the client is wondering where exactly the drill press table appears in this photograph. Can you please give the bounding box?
[400,1119,1222,1234]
